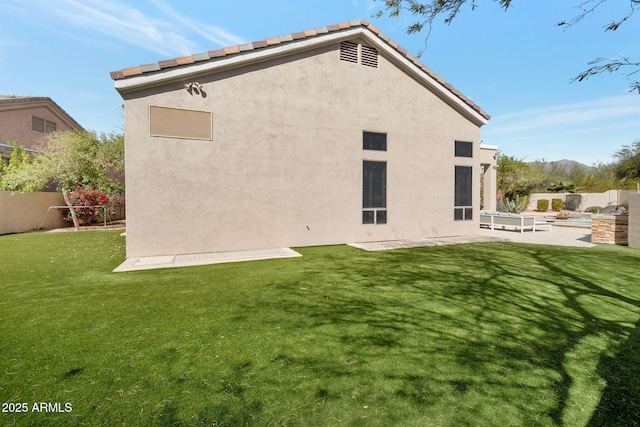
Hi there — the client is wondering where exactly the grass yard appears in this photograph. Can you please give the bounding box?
[1,230,640,426]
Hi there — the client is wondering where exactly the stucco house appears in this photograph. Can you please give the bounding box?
[0,95,84,165]
[111,19,497,259]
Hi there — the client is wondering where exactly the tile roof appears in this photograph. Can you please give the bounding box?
[110,19,489,121]
[0,95,85,130]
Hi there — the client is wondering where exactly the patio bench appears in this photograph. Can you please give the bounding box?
[480,211,552,233]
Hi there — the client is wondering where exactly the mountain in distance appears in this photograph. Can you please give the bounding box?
[528,158,595,173]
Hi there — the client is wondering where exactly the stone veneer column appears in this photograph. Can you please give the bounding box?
[591,214,629,245]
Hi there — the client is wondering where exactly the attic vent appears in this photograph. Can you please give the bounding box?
[361,45,379,68]
[340,41,358,63]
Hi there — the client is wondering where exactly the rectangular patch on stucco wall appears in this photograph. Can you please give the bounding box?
[149,106,212,140]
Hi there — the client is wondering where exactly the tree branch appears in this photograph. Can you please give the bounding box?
[557,0,639,31]
[374,0,640,91]
[572,56,640,93]
[374,0,511,56]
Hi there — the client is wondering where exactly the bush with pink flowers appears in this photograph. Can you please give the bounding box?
[61,188,112,225]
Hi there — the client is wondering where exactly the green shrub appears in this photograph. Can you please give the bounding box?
[586,206,601,214]
[564,194,583,211]
[551,198,563,212]
[536,199,549,212]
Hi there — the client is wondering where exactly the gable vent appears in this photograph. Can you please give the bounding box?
[340,41,358,63]
[361,45,379,68]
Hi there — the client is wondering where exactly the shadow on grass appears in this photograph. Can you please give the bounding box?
[588,317,640,426]
[259,243,640,424]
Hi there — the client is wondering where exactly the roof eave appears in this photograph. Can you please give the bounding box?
[0,97,84,131]
[114,26,489,126]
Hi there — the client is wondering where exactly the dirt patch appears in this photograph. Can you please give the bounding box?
[44,220,126,233]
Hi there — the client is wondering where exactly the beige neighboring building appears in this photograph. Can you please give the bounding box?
[0,95,84,165]
[111,19,496,259]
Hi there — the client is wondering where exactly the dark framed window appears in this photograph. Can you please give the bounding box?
[32,116,44,132]
[32,116,56,133]
[455,141,473,157]
[454,165,473,221]
[363,160,387,224]
[363,210,375,224]
[363,132,387,151]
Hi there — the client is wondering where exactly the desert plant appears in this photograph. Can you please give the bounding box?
[552,198,563,212]
[497,195,529,214]
[586,206,601,214]
[536,199,549,212]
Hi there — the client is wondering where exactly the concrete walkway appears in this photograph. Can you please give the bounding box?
[114,247,302,272]
[114,225,594,272]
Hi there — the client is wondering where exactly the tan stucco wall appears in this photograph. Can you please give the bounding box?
[0,191,66,234]
[629,193,640,249]
[0,106,78,149]
[480,145,497,211]
[122,41,484,257]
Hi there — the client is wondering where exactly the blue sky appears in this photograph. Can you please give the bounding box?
[1,0,638,165]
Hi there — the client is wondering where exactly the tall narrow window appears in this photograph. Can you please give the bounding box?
[363,131,386,151]
[454,166,473,220]
[363,161,387,224]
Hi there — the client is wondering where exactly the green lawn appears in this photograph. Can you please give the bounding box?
[1,230,640,426]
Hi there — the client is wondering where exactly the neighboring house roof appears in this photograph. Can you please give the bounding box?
[0,95,84,131]
[110,18,490,125]
[0,142,38,154]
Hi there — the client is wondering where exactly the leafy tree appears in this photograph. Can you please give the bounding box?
[530,160,589,192]
[546,181,580,193]
[528,157,640,193]
[614,139,640,182]
[374,0,640,92]
[581,162,620,192]
[0,142,37,187]
[0,130,124,229]
[496,153,543,199]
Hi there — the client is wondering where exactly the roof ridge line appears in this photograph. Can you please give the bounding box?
[110,18,489,121]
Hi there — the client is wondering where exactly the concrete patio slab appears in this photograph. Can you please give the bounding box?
[348,235,509,251]
[477,225,595,248]
[349,226,595,252]
[114,247,302,272]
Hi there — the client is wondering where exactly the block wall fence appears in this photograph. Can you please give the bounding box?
[527,190,635,212]
[0,191,65,234]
